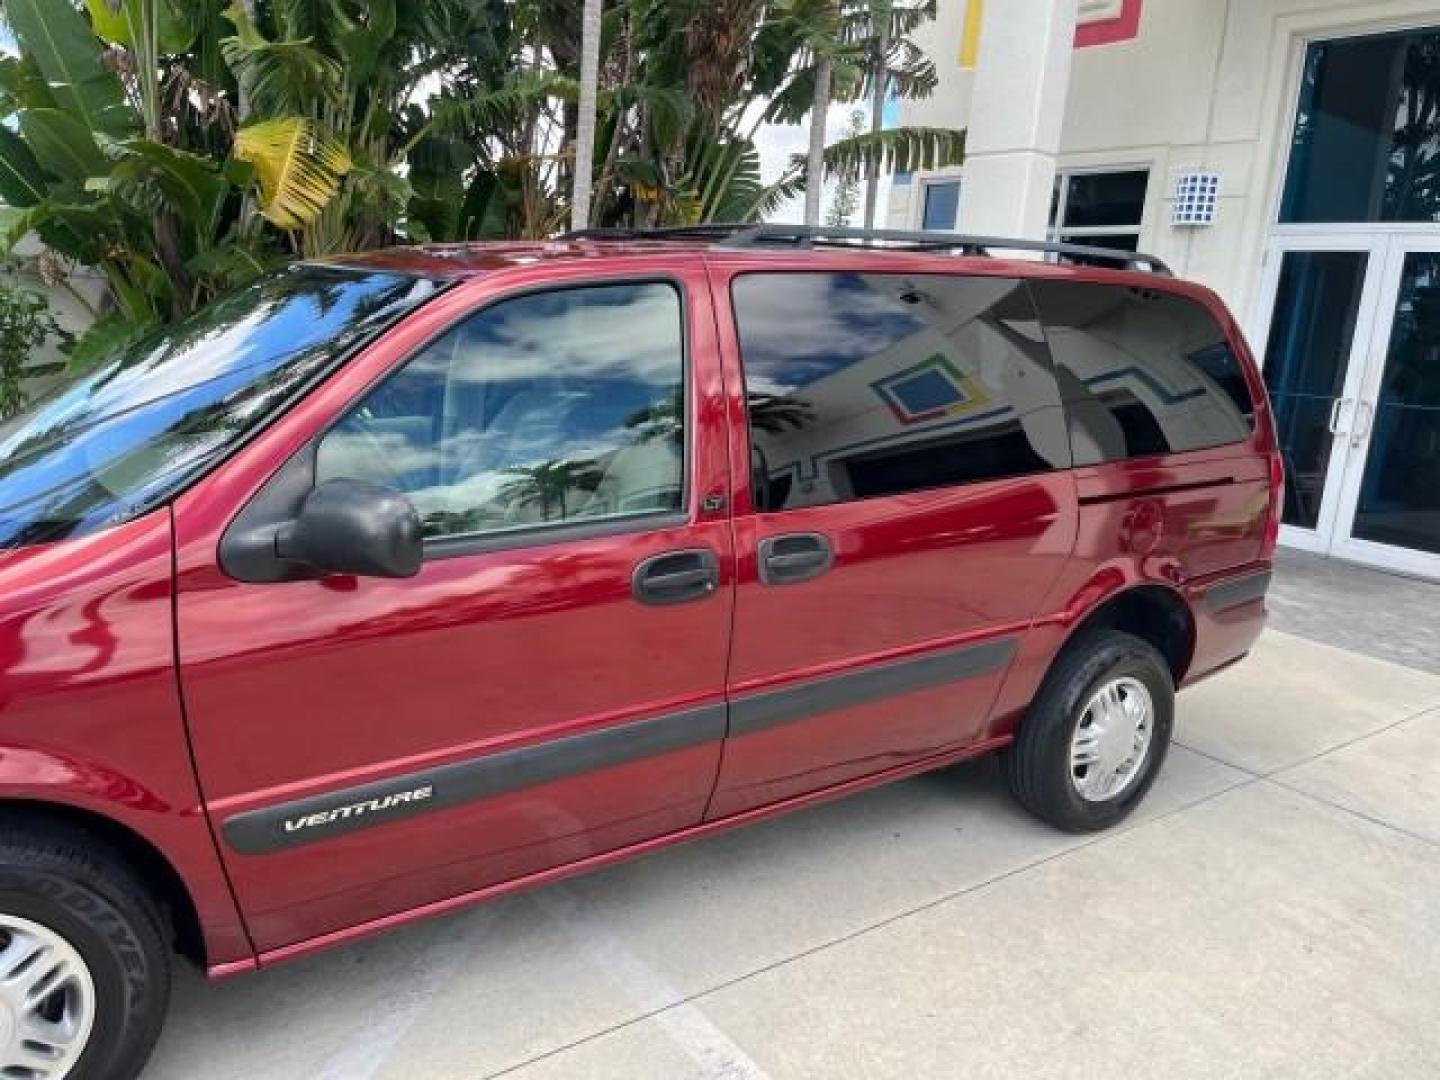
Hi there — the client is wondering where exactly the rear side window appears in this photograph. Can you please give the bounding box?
[1030,281,1254,464]
[316,282,685,541]
[731,273,1069,512]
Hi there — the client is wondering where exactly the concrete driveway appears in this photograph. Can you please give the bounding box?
[143,627,1440,1080]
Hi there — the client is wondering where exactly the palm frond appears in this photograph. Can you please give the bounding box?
[220,1,343,117]
[232,117,352,229]
[425,71,579,139]
[748,168,809,221]
[821,124,965,182]
[608,83,692,141]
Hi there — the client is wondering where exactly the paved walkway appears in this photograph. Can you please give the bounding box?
[144,560,1440,1080]
[1269,547,1440,675]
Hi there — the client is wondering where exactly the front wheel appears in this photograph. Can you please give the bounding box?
[1006,629,1174,832]
[0,823,172,1079]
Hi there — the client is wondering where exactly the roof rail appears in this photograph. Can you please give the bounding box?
[556,222,1173,276]
[561,224,748,242]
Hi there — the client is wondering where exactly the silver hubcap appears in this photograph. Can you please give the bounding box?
[0,917,94,1078]
[1070,676,1154,802]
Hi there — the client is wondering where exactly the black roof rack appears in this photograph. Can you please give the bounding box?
[557,222,1173,276]
[562,224,750,242]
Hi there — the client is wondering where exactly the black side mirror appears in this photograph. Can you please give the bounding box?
[275,479,423,579]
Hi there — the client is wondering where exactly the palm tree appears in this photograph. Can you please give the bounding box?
[804,50,833,226]
[863,0,891,227]
[797,0,945,228]
[801,0,841,228]
[572,0,604,231]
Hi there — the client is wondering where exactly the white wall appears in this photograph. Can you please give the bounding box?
[894,0,1440,330]
[5,234,107,404]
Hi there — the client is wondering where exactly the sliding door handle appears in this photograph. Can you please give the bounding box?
[758,533,833,585]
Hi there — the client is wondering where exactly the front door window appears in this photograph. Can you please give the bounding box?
[316,282,686,542]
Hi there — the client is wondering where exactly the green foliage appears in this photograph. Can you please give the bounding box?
[572,0,963,227]
[233,118,352,230]
[825,110,866,226]
[84,0,195,55]
[820,124,966,182]
[21,109,107,182]
[4,0,133,136]
[0,0,963,364]
[220,2,344,116]
[0,127,49,207]
[64,310,146,372]
[0,283,66,417]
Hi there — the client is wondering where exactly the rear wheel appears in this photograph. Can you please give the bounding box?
[1006,629,1174,832]
[0,824,171,1080]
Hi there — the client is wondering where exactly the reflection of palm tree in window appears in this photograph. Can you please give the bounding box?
[0,277,430,491]
[1386,35,1440,221]
[747,392,814,434]
[499,459,604,521]
[746,393,814,512]
[624,388,684,445]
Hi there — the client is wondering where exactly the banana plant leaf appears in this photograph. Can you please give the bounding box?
[20,109,108,184]
[104,140,232,241]
[84,0,196,55]
[0,127,50,207]
[5,0,135,136]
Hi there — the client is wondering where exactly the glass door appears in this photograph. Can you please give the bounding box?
[1252,237,1386,553]
[1252,24,1440,577]
[1331,240,1440,578]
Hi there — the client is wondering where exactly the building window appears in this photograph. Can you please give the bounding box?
[1049,169,1150,251]
[1281,28,1440,224]
[920,180,960,231]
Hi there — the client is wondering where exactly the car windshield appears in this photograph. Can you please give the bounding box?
[0,264,441,550]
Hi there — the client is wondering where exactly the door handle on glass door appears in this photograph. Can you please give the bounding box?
[1328,397,1352,435]
[1351,400,1375,448]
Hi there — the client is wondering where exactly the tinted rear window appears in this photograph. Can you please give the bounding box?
[731,272,1069,511]
[1029,281,1255,464]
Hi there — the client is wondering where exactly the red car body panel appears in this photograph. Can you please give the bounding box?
[0,513,251,966]
[703,254,1080,816]
[984,296,1278,739]
[171,256,736,951]
[0,241,1277,975]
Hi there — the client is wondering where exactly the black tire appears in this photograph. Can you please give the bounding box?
[0,821,171,1080]
[1006,629,1174,832]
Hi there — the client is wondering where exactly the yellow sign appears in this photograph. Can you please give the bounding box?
[960,0,984,69]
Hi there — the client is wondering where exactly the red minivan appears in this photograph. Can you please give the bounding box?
[0,226,1279,1078]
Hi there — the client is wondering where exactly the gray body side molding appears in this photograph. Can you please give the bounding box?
[1203,570,1272,614]
[222,634,1019,854]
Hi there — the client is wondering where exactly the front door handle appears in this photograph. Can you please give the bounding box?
[632,549,720,605]
[758,532,833,585]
